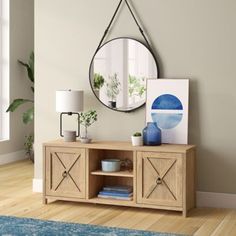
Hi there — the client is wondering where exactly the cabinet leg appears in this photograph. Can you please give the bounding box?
[182,209,187,217]
[43,197,48,205]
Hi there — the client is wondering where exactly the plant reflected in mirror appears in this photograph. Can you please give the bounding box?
[93,73,105,90]
[128,75,146,105]
[105,73,121,108]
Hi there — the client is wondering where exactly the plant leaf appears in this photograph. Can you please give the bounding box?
[29,51,34,79]
[6,99,33,112]
[23,107,34,124]
[18,53,34,83]
[18,60,28,68]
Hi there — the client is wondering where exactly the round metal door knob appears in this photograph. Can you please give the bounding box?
[62,171,68,177]
[156,177,162,184]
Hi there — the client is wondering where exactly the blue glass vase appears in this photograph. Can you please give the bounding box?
[143,122,161,146]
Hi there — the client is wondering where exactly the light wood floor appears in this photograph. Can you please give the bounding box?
[0,160,236,235]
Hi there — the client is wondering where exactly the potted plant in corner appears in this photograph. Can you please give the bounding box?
[105,73,121,109]
[131,132,143,146]
[80,110,97,143]
[93,73,105,98]
[6,51,34,162]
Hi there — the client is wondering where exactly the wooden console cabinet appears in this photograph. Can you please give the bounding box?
[43,140,196,217]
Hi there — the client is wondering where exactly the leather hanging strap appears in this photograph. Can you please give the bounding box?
[124,0,151,49]
[95,0,152,53]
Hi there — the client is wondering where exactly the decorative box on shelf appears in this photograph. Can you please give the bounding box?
[43,140,196,217]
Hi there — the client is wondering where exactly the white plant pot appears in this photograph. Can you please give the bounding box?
[131,136,143,146]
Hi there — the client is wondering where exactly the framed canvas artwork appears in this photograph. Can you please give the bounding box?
[146,79,189,144]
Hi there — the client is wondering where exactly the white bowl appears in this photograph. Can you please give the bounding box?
[101,159,121,172]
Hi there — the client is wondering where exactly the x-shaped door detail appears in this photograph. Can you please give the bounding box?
[145,157,177,200]
[53,152,81,192]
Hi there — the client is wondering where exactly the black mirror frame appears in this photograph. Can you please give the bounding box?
[89,37,160,112]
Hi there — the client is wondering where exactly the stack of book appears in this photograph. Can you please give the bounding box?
[98,185,133,201]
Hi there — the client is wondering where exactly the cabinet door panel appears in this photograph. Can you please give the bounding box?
[137,152,183,207]
[45,147,86,199]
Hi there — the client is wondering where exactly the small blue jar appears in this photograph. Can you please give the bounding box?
[143,122,161,146]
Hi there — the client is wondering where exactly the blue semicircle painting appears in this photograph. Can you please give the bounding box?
[151,94,183,130]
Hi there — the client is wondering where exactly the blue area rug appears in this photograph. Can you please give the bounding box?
[0,215,184,236]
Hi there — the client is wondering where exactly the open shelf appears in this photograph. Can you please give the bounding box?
[88,148,135,201]
[91,170,133,177]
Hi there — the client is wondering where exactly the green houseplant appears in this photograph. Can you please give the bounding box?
[131,132,143,146]
[24,134,34,163]
[6,51,34,161]
[6,51,34,124]
[93,73,105,98]
[93,73,105,90]
[128,75,146,103]
[105,73,121,108]
[133,132,142,137]
[80,110,97,143]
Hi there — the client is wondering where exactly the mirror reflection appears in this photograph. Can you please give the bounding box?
[89,38,158,111]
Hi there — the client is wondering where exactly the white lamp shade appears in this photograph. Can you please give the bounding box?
[56,90,84,112]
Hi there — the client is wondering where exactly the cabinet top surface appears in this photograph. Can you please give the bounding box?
[43,140,195,153]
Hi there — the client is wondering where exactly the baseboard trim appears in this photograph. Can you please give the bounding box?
[197,191,236,209]
[0,150,26,165]
[32,181,236,209]
[33,178,43,193]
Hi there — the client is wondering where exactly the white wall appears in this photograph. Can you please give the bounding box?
[0,0,34,157]
[35,0,236,194]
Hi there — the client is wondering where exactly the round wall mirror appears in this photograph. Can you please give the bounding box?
[89,38,159,112]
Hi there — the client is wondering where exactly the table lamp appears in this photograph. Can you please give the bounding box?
[56,90,84,138]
